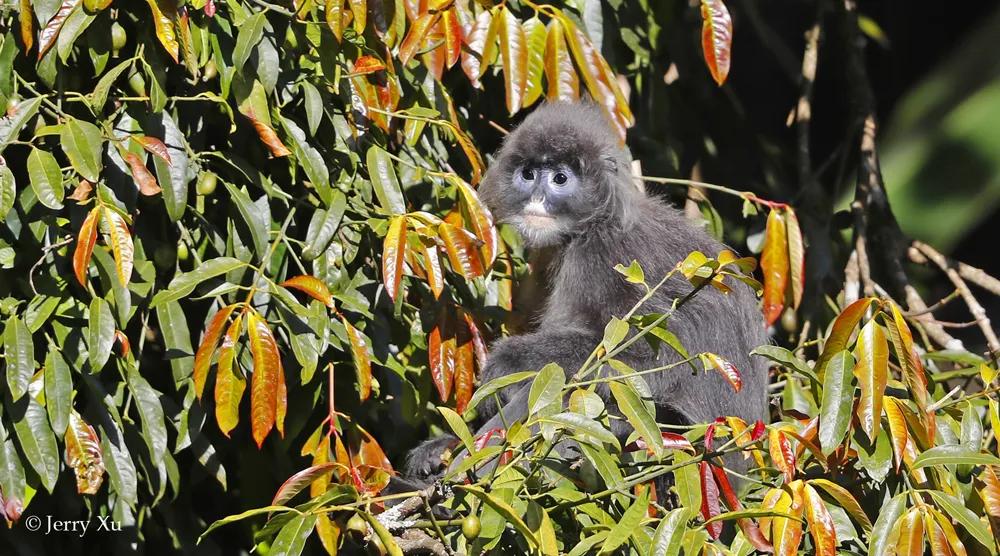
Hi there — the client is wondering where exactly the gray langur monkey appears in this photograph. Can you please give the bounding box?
[402,102,769,484]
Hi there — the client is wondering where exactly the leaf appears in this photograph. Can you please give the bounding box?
[700,0,733,85]
[90,59,132,113]
[464,370,536,419]
[382,215,408,302]
[302,191,347,260]
[234,12,266,73]
[528,362,565,417]
[599,488,649,554]
[398,12,437,66]
[0,97,41,154]
[883,396,909,471]
[439,222,485,278]
[498,7,528,115]
[926,490,996,554]
[281,276,335,309]
[366,146,406,214]
[124,153,162,196]
[102,207,134,287]
[439,407,475,455]
[911,445,1000,468]
[64,411,104,495]
[126,365,168,461]
[699,461,723,539]
[44,349,72,436]
[868,492,907,555]
[272,463,338,506]
[149,257,245,308]
[151,110,192,221]
[88,296,114,371]
[461,10,494,87]
[649,507,691,556]
[609,381,662,458]
[802,483,837,556]
[249,310,285,448]
[12,396,60,492]
[38,0,80,60]
[769,428,795,483]
[760,208,788,326]
[544,19,579,102]
[224,183,269,260]
[521,17,547,107]
[814,297,877,376]
[454,320,476,415]
[545,413,618,447]
[193,304,238,398]
[360,512,404,556]
[272,513,320,556]
[455,179,498,267]
[701,352,743,392]
[818,350,854,455]
[61,118,103,181]
[348,0,366,34]
[325,0,345,41]
[808,478,873,533]
[342,317,372,401]
[783,209,805,309]
[0,163,14,219]
[883,302,933,437]
[146,0,180,63]
[894,508,925,556]
[215,313,245,437]
[27,148,64,209]
[4,315,34,401]
[441,8,462,69]
[853,319,889,442]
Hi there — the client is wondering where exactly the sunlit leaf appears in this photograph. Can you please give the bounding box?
[382,215,408,302]
[4,315,33,401]
[803,483,837,556]
[281,276,335,309]
[769,428,795,483]
[853,319,888,442]
[64,411,104,495]
[124,152,162,196]
[461,10,494,87]
[249,310,285,448]
[38,0,80,60]
[883,396,909,471]
[61,118,103,181]
[193,304,238,399]
[701,352,742,392]
[215,313,244,437]
[27,148,64,209]
[699,461,723,539]
[343,317,373,401]
[498,7,528,115]
[102,207,134,287]
[818,350,854,454]
[700,0,733,85]
[894,507,925,556]
[146,0,180,63]
[760,208,788,326]
[783,209,805,309]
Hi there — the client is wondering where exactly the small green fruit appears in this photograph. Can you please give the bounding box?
[111,22,127,52]
[196,171,218,195]
[461,515,481,540]
[128,71,147,97]
[202,59,218,81]
[176,242,190,262]
[346,513,368,537]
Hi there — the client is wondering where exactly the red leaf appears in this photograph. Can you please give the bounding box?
[703,352,742,392]
[700,0,733,85]
[133,135,171,164]
[439,222,485,279]
[441,8,462,69]
[353,55,386,75]
[699,461,723,539]
[474,428,505,450]
[428,310,454,403]
[73,207,100,286]
[245,110,292,158]
[454,316,475,414]
[124,152,163,196]
[769,428,796,483]
[281,275,336,309]
[711,463,773,552]
[193,304,238,399]
[271,463,338,507]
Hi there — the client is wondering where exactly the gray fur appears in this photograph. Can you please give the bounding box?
[403,102,769,483]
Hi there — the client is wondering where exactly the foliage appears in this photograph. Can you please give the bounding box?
[0,0,998,555]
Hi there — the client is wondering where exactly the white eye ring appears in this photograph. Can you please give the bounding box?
[553,172,568,185]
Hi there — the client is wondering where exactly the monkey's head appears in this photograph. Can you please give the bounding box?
[479,102,639,248]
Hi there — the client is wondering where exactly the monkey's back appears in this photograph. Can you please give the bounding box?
[542,195,770,426]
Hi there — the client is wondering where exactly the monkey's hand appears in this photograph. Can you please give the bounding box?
[402,435,461,484]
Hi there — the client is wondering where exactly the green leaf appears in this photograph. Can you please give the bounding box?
[224,183,269,259]
[366,146,406,215]
[300,81,323,136]
[926,490,997,554]
[270,514,318,556]
[151,111,191,221]
[579,442,625,489]
[97,408,138,506]
[12,396,60,493]
[200,506,303,542]
[127,364,168,461]
[752,345,819,384]
[464,370,536,419]
[0,97,42,154]
[27,148,64,209]
[672,451,702,511]
[90,58,133,112]
[302,191,347,260]
[819,350,855,455]
[360,511,405,556]
[155,299,194,383]
[0,423,26,504]
[282,116,330,204]
[60,117,104,181]
[44,349,73,437]
[602,316,629,352]
[910,444,1000,468]
[609,380,662,457]
[528,363,565,417]
[88,296,114,372]
[599,488,649,554]
[544,412,618,447]
[867,492,906,556]
[439,406,475,455]
[0,162,14,218]
[648,508,692,556]
[150,257,246,308]
[4,314,34,401]
[614,259,645,285]
[234,12,267,74]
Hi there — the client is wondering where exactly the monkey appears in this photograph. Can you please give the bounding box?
[401,101,769,487]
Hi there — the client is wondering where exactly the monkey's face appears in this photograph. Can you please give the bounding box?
[501,160,584,247]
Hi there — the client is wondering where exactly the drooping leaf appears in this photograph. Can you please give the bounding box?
[64,411,104,495]
[701,352,743,392]
[528,362,565,417]
[802,483,837,556]
[700,0,733,85]
[146,0,180,63]
[12,396,60,492]
[4,315,33,401]
[699,461,723,539]
[381,215,408,302]
[249,310,285,448]
[124,152,162,196]
[498,6,528,115]
[27,148,64,209]
[760,208,788,326]
[366,146,406,215]
[783,209,805,309]
[61,118,103,181]
[88,296,114,371]
[215,313,245,437]
[38,0,80,60]
[769,428,795,483]
[853,319,889,442]
[193,304,238,399]
[818,350,855,454]
[102,207,134,287]
[342,317,373,401]
[44,349,72,436]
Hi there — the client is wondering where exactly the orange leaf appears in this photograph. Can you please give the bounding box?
[543,19,578,102]
[853,319,888,442]
[814,297,877,376]
[441,8,462,69]
[73,207,100,286]
[700,0,733,85]
[193,304,238,399]
[114,330,131,357]
[760,208,789,326]
[702,352,742,392]
[353,55,386,75]
[124,152,163,196]
[454,317,475,414]
[245,110,292,158]
[460,10,495,87]
[38,0,77,60]
[925,514,957,556]
[894,508,925,556]
[769,428,795,483]
[417,236,444,299]
[249,310,284,448]
[883,396,909,471]
[699,461,723,539]
[498,6,528,115]
[428,310,453,402]
[133,135,171,164]
[19,0,33,53]
[803,483,837,556]
[102,208,134,288]
[343,317,373,401]
[399,12,437,66]
[146,0,180,63]
[883,302,934,443]
[561,19,632,137]
[382,215,409,302]
[281,275,336,309]
[783,209,805,309]
[982,465,1000,517]
[215,313,245,437]
[455,178,498,267]
[439,222,485,279]
[773,481,805,556]
[64,411,105,495]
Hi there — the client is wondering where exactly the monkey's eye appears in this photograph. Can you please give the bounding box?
[553,172,568,186]
[521,168,535,181]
